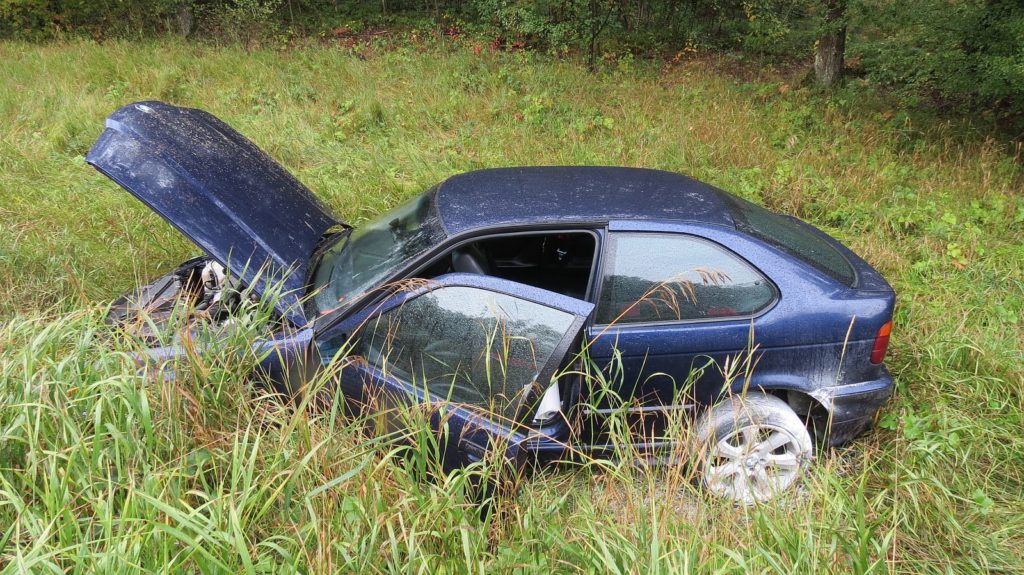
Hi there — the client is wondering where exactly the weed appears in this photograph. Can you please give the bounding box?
[0,38,1022,573]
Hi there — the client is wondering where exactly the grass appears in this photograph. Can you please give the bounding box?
[1,37,1023,573]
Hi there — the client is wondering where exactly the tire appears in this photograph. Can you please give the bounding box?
[693,392,813,504]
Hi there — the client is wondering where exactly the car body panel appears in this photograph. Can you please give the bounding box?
[131,323,315,394]
[86,101,341,326]
[91,102,896,468]
[585,221,894,416]
[433,167,735,235]
[317,273,594,472]
[307,215,894,450]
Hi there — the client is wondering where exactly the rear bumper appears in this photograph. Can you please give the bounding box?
[819,368,893,446]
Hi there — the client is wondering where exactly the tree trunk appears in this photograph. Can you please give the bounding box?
[588,0,599,72]
[175,2,193,37]
[587,0,614,72]
[814,0,846,86]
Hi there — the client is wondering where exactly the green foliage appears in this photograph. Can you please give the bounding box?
[464,0,822,58]
[2,0,1023,131]
[740,0,818,57]
[469,0,587,50]
[0,0,183,37]
[208,0,285,41]
[0,0,49,39]
[0,0,290,39]
[850,0,1024,131]
[2,39,1023,572]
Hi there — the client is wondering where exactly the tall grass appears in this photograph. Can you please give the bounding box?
[1,38,1022,572]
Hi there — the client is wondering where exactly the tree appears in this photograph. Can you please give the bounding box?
[176,1,194,36]
[814,0,846,86]
[585,0,615,71]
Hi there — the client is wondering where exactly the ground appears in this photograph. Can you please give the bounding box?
[0,39,1022,573]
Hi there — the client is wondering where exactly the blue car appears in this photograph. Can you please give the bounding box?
[92,102,895,503]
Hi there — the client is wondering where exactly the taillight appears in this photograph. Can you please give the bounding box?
[870,320,893,364]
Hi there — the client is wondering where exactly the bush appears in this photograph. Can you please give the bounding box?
[850,0,1024,132]
[2,0,1022,136]
[0,0,50,38]
[0,0,184,38]
[0,0,286,39]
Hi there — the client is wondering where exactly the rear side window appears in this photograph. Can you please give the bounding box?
[723,195,856,286]
[595,233,776,325]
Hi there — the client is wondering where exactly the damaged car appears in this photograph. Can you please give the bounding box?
[89,101,896,504]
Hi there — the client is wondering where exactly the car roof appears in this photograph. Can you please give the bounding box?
[433,167,735,235]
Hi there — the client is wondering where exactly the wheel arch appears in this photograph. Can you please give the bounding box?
[726,374,833,444]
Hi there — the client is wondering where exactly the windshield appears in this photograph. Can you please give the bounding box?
[312,189,446,316]
[723,194,856,286]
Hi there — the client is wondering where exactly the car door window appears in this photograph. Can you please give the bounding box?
[595,233,775,325]
[417,232,598,300]
[358,285,578,421]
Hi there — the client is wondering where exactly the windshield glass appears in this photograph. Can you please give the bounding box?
[723,194,856,286]
[312,189,446,316]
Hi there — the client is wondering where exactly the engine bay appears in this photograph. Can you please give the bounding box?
[106,256,244,342]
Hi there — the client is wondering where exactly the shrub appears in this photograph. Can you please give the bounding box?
[850,0,1024,132]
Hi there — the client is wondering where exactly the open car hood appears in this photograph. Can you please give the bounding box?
[87,101,342,327]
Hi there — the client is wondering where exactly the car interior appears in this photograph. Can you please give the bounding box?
[420,232,597,300]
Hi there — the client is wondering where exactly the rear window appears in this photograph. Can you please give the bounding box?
[723,195,856,286]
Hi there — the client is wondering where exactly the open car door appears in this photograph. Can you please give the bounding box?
[318,273,593,474]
